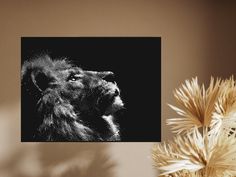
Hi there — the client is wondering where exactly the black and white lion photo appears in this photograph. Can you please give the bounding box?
[21,37,161,142]
[21,55,124,141]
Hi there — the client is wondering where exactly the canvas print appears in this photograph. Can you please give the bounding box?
[21,37,161,142]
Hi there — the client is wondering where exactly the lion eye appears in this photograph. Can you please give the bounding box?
[68,73,83,82]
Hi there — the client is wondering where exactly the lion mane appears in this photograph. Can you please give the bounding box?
[21,55,124,141]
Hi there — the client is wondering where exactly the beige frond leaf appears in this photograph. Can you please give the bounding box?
[207,133,236,176]
[215,76,236,117]
[211,76,236,137]
[167,104,202,134]
[204,77,222,126]
[152,128,206,176]
[167,77,222,134]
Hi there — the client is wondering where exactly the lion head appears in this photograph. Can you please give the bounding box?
[21,55,124,141]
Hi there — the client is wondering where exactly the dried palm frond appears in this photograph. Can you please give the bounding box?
[153,128,206,176]
[210,77,236,137]
[207,134,236,174]
[153,128,236,177]
[215,77,236,117]
[153,76,236,177]
[167,77,222,134]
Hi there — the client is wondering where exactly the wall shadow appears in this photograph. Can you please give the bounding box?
[0,102,116,177]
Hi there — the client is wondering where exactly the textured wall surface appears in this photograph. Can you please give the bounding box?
[0,1,236,177]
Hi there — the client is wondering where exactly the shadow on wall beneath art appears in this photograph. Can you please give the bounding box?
[0,102,116,177]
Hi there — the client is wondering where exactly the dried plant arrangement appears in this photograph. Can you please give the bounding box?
[153,77,236,177]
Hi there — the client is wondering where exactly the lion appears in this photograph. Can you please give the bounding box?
[21,55,124,141]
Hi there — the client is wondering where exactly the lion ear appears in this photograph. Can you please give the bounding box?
[31,70,52,92]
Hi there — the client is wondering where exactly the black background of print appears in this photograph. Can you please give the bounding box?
[21,37,161,142]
